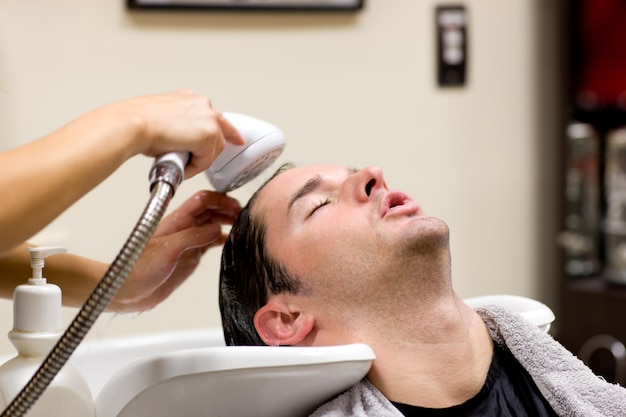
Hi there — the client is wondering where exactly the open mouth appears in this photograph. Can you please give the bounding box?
[380,191,418,218]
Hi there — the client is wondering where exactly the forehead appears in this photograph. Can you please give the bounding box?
[254,165,345,216]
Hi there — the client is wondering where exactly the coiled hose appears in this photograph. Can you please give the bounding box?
[0,159,183,417]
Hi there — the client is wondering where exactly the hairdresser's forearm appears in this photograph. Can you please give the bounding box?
[0,106,141,255]
[0,243,107,308]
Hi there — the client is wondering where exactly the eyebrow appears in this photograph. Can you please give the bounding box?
[288,175,322,212]
[286,168,359,213]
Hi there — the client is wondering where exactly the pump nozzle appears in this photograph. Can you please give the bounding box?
[28,246,67,283]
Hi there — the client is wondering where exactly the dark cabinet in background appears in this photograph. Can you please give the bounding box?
[558,278,626,384]
[556,0,626,386]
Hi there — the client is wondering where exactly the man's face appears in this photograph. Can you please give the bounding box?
[253,165,449,305]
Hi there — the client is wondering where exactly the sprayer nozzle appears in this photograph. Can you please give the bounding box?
[206,112,286,193]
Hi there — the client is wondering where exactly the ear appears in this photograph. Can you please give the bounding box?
[254,297,314,346]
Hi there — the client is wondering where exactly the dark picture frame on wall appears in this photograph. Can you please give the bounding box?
[127,0,363,11]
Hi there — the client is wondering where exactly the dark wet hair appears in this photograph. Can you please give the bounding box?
[219,163,305,346]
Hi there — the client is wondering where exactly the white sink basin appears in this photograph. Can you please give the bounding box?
[69,328,375,417]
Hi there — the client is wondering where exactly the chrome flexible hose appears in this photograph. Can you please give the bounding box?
[0,180,176,417]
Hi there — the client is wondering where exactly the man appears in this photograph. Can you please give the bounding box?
[220,163,626,416]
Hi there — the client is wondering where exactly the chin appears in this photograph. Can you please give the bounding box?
[406,217,450,253]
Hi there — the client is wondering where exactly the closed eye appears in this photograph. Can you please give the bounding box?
[310,197,332,217]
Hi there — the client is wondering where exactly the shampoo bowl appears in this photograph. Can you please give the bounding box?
[62,295,554,417]
[70,330,374,417]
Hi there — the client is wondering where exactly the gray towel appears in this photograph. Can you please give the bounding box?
[309,379,403,417]
[310,304,626,417]
[478,304,626,417]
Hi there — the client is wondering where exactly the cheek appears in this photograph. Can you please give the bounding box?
[281,233,338,276]
[266,207,376,282]
[285,220,371,278]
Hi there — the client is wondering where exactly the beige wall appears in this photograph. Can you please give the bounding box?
[0,0,563,355]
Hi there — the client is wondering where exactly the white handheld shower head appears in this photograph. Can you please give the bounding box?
[206,112,286,193]
[150,112,286,194]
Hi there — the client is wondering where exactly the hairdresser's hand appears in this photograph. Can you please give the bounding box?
[120,89,245,179]
[109,190,241,313]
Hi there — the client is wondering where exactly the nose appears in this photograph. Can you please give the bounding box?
[351,166,386,202]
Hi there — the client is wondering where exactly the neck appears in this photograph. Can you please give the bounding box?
[364,294,494,408]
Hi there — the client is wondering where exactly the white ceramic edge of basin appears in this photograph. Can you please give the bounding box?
[95,343,376,417]
[70,328,226,397]
[464,294,556,332]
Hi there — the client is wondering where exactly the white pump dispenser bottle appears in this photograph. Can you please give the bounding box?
[0,246,95,417]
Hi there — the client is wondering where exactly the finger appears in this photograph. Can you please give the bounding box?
[139,247,205,311]
[167,223,223,255]
[217,112,246,146]
[114,224,221,304]
[192,190,242,216]
[194,211,239,228]
[191,192,242,222]
[185,133,224,180]
[183,101,227,178]
[155,191,240,236]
